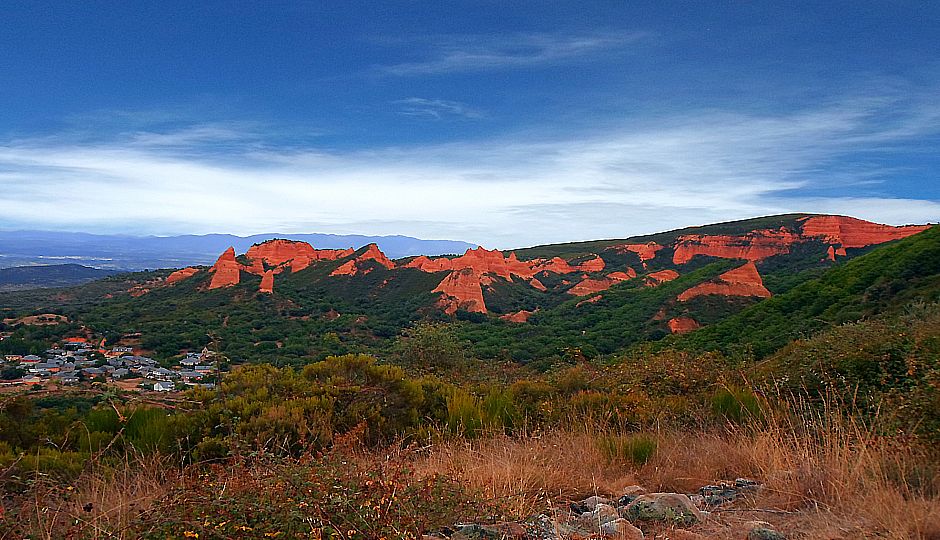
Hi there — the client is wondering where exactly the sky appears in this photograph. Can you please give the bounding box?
[1,1,939,248]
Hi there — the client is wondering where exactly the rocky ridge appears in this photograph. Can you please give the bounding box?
[162,216,930,327]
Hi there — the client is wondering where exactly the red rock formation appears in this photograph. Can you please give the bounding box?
[246,239,353,266]
[576,295,602,308]
[532,257,577,275]
[500,309,534,323]
[243,240,355,275]
[668,317,700,334]
[166,267,199,285]
[405,248,584,280]
[208,247,241,289]
[800,216,930,249]
[673,229,802,264]
[568,268,636,296]
[677,261,771,301]
[330,244,395,276]
[408,247,598,312]
[330,260,358,276]
[205,239,362,292]
[608,269,637,281]
[357,243,395,269]
[645,269,679,286]
[609,242,663,262]
[259,270,275,293]
[672,217,929,266]
[433,268,486,314]
[578,255,606,272]
[825,245,847,261]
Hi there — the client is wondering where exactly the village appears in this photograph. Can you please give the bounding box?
[0,335,220,394]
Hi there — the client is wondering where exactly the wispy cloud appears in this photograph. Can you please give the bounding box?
[393,98,483,119]
[376,31,649,76]
[0,92,937,247]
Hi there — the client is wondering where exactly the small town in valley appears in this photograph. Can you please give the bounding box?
[0,331,220,394]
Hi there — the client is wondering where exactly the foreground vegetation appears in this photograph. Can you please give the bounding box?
[1,225,939,537]
[3,405,938,539]
[2,304,939,538]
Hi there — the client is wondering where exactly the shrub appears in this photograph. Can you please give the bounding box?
[598,433,657,465]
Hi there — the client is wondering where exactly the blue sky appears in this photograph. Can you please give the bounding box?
[1,1,938,247]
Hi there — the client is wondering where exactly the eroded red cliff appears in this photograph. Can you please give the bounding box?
[609,242,663,262]
[673,229,802,265]
[433,268,486,314]
[330,244,396,276]
[245,239,353,274]
[645,269,679,286]
[677,261,771,301]
[411,247,599,312]
[259,270,275,294]
[800,216,930,249]
[500,309,535,323]
[578,256,606,273]
[166,267,199,285]
[208,247,241,289]
[668,317,701,334]
[568,268,636,296]
[672,217,930,266]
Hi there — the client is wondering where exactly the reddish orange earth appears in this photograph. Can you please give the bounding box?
[677,261,771,301]
[668,317,701,334]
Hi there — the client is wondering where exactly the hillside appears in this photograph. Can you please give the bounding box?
[0,214,932,365]
[678,223,940,357]
[2,215,939,540]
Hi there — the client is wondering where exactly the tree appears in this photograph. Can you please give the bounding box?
[394,322,467,371]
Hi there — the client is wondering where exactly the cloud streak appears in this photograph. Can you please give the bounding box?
[0,93,938,248]
[393,98,484,119]
[376,31,648,75]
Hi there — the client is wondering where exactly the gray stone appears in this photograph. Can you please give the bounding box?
[598,517,644,539]
[745,521,785,540]
[582,495,611,510]
[621,493,703,526]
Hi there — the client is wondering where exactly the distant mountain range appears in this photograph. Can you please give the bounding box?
[0,231,477,270]
[0,264,118,292]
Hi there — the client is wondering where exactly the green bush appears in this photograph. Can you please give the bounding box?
[598,433,657,465]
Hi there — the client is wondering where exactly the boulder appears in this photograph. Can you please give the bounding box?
[745,521,785,540]
[581,495,612,510]
[598,518,644,539]
[582,503,620,526]
[622,493,703,526]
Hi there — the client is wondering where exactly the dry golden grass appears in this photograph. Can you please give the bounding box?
[416,402,940,539]
[4,452,181,540]
[6,404,939,539]
[415,429,639,516]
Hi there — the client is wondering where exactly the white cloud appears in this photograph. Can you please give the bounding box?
[0,94,938,247]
